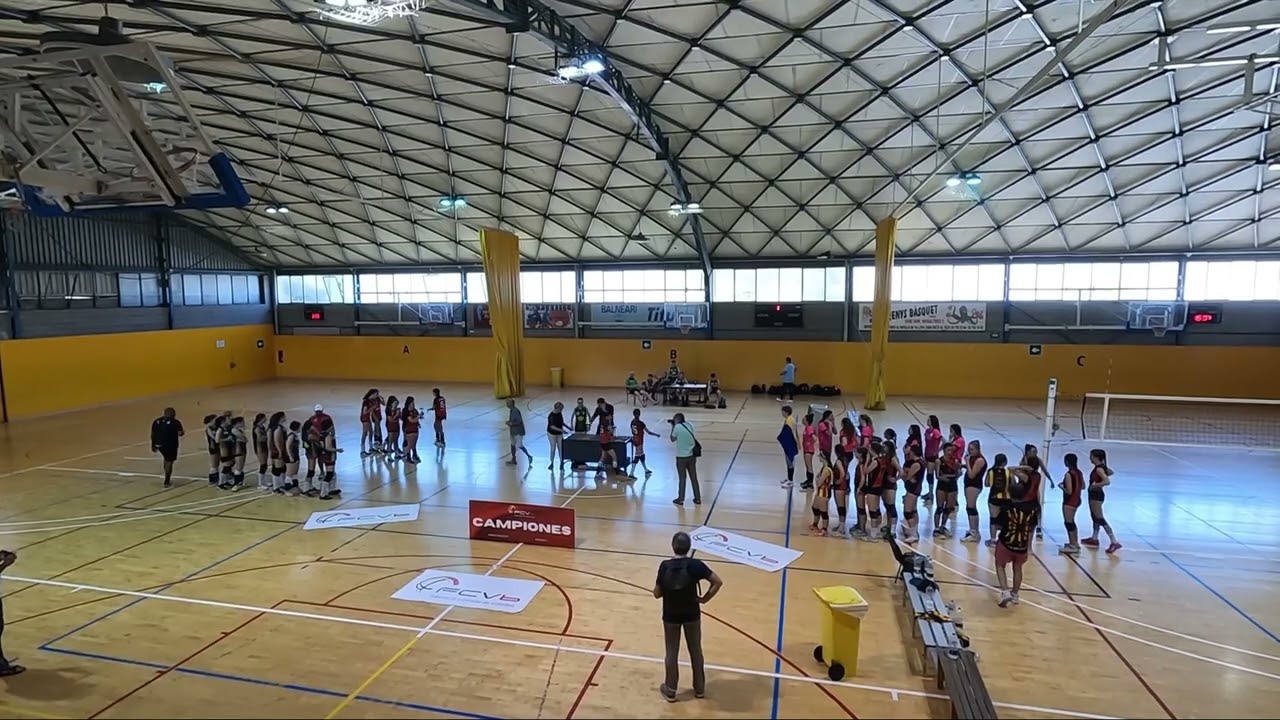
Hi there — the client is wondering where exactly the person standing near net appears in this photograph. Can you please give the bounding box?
[150,407,185,488]
[1083,449,1122,554]
[654,531,722,702]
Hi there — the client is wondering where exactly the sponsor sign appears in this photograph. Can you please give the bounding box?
[303,503,421,530]
[588,303,708,329]
[392,570,544,614]
[858,302,987,332]
[688,526,803,572]
[471,304,492,329]
[524,303,575,329]
[469,500,576,549]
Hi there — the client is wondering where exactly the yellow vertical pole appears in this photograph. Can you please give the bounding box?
[864,217,897,411]
[479,227,524,398]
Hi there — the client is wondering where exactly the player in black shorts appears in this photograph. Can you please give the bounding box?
[899,443,924,543]
[933,442,961,537]
[150,407,185,488]
[0,549,23,677]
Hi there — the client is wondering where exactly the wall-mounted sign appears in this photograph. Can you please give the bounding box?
[1028,344,1042,356]
[858,302,987,332]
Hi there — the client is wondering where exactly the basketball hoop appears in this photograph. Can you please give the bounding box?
[1152,326,1169,338]
[678,323,692,336]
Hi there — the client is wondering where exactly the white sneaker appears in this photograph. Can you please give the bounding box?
[998,591,1012,608]
[832,524,845,536]
[1059,544,1080,556]
[1010,592,1020,605]
[781,480,793,488]
[962,532,980,543]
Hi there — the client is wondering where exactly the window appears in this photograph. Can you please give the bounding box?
[582,268,706,303]
[851,264,1005,302]
[465,271,488,303]
[118,273,162,308]
[356,272,463,304]
[1184,260,1280,301]
[275,274,354,304]
[519,270,575,303]
[1008,260,1178,302]
[712,266,845,302]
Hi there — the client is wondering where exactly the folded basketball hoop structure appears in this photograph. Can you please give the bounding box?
[0,17,248,216]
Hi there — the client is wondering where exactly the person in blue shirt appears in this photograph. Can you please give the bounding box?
[778,356,797,402]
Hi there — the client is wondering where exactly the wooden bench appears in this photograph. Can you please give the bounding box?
[935,649,997,719]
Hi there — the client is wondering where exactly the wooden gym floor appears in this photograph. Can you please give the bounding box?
[0,379,1277,719]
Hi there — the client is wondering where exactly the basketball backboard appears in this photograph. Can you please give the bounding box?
[0,16,248,216]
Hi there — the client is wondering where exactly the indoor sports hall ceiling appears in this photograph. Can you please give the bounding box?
[0,0,1278,267]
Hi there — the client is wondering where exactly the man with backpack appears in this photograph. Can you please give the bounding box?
[653,531,723,702]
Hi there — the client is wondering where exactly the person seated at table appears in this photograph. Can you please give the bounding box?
[665,359,681,383]
[625,372,640,402]
[706,373,722,408]
[640,374,660,407]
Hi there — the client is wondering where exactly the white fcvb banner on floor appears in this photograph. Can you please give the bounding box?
[302,504,421,530]
[858,302,988,332]
[689,526,802,572]
[392,570,545,614]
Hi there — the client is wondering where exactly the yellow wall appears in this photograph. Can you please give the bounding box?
[1,324,275,419]
[274,335,1280,401]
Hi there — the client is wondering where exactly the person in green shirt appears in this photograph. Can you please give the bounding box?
[625,372,639,403]
[572,398,591,433]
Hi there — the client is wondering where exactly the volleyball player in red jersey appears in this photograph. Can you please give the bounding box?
[431,388,447,447]
[922,416,943,504]
[849,447,870,538]
[860,445,887,542]
[857,414,874,449]
[900,443,925,543]
[933,442,961,537]
[359,389,374,457]
[384,396,402,460]
[1083,449,1121,553]
[961,440,987,543]
[1058,453,1084,554]
[830,451,850,536]
[948,424,965,460]
[401,396,421,464]
[878,441,901,540]
[628,408,659,479]
[801,414,817,490]
[369,390,384,454]
[1020,443,1050,540]
[838,417,858,460]
[817,410,835,466]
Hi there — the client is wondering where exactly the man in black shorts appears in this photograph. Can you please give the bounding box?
[150,407,185,488]
[0,549,23,677]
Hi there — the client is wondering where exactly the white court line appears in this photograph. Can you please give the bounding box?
[0,490,267,527]
[926,549,1280,682]
[4,572,1116,720]
[0,493,267,536]
[932,544,1280,664]
[0,440,148,480]
[122,451,208,461]
[1118,546,1280,562]
[50,467,208,483]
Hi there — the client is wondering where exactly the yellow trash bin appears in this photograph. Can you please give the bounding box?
[812,585,870,681]
[550,367,564,389]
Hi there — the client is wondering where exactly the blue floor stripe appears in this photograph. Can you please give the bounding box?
[40,525,295,648]
[43,646,499,719]
[1137,533,1280,644]
[768,488,794,720]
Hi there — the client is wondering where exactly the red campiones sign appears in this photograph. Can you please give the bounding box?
[468,500,576,549]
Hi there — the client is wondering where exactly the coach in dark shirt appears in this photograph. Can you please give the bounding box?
[150,407,184,488]
[653,531,722,702]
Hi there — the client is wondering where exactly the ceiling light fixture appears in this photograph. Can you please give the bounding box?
[557,55,607,80]
[1205,23,1280,35]
[438,196,467,212]
[265,205,289,215]
[668,201,703,216]
[1269,162,1280,172]
[946,171,981,187]
[1150,54,1280,71]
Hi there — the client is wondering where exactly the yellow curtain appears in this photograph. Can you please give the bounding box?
[864,217,897,411]
[479,228,524,398]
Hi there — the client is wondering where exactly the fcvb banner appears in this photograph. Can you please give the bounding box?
[469,500,576,549]
[858,302,987,332]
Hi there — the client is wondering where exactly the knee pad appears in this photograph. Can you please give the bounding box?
[325,471,335,482]
[966,506,979,517]
[869,511,881,521]
[1065,521,1078,532]
[903,510,917,521]
[233,472,244,483]
[856,507,867,517]
[259,463,268,474]
[884,504,898,519]
[1091,514,1105,524]
[272,467,284,477]
[306,471,315,479]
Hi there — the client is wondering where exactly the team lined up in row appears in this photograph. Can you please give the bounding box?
[355,388,449,463]
[778,409,1123,555]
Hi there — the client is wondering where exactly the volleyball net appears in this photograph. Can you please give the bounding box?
[1079,393,1280,450]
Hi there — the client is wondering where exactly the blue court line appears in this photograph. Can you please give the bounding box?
[40,525,295,648]
[1136,533,1280,645]
[768,488,794,720]
[42,646,499,719]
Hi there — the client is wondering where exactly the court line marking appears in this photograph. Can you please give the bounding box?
[0,493,269,536]
[5,573,1116,720]
[122,451,208,461]
[933,544,1280,663]
[0,440,149,479]
[927,549,1280,682]
[0,701,70,720]
[0,491,266,527]
[321,484,587,720]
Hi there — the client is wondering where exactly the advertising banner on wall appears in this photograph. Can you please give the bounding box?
[589,303,709,328]
[469,499,576,549]
[524,303,575,330]
[858,302,987,332]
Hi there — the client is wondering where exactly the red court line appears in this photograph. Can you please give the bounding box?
[85,601,276,718]
[566,639,612,720]
[1033,555,1176,719]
